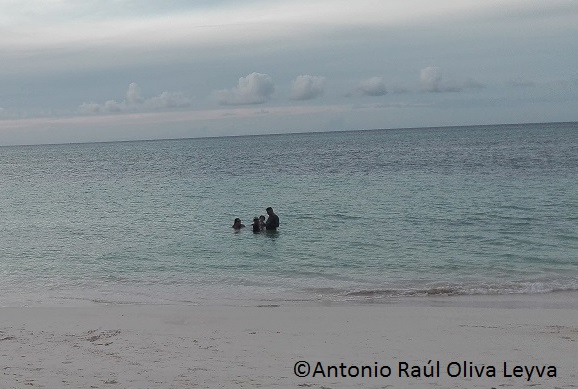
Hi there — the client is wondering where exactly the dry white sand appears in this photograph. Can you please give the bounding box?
[1,295,577,388]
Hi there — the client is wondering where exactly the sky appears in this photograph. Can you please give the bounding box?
[1,0,577,145]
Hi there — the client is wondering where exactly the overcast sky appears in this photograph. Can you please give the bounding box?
[1,0,577,145]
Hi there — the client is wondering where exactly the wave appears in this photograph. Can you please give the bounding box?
[308,280,578,301]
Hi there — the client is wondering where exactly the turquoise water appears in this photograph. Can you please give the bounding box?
[1,122,577,306]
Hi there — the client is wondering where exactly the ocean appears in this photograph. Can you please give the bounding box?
[1,122,577,306]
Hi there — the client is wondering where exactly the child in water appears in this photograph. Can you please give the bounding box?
[252,217,261,233]
[259,215,266,230]
[232,218,245,229]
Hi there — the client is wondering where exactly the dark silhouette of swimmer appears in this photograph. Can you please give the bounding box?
[265,207,279,231]
[252,217,261,233]
[232,218,245,230]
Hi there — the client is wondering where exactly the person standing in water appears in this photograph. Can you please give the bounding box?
[265,207,279,231]
[232,218,245,230]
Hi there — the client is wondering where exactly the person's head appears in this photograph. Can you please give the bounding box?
[253,217,259,224]
[266,207,274,215]
[259,215,266,222]
[233,218,242,226]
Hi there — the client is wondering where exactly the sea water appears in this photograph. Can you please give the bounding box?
[1,122,577,306]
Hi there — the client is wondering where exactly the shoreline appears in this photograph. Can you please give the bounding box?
[1,293,577,388]
[4,288,578,309]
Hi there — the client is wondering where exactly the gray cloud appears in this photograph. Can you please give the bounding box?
[290,75,326,100]
[507,78,537,88]
[391,85,410,94]
[214,73,275,105]
[550,78,578,91]
[79,82,191,114]
[420,67,485,93]
[462,78,485,90]
[359,77,387,96]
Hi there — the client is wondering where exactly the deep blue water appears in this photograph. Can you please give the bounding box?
[1,122,577,306]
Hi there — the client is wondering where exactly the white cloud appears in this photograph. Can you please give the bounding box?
[290,75,326,100]
[79,82,191,114]
[78,101,121,114]
[214,73,275,105]
[145,91,192,109]
[104,100,124,113]
[126,82,144,105]
[359,77,387,96]
[420,67,448,92]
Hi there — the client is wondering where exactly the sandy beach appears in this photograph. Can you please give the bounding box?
[1,295,577,389]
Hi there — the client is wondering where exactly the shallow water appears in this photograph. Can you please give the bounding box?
[1,122,577,306]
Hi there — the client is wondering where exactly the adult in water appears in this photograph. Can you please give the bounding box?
[265,207,279,231]
[232,218,245,230]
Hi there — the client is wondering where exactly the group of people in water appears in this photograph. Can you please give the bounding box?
[232,207,279,233]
